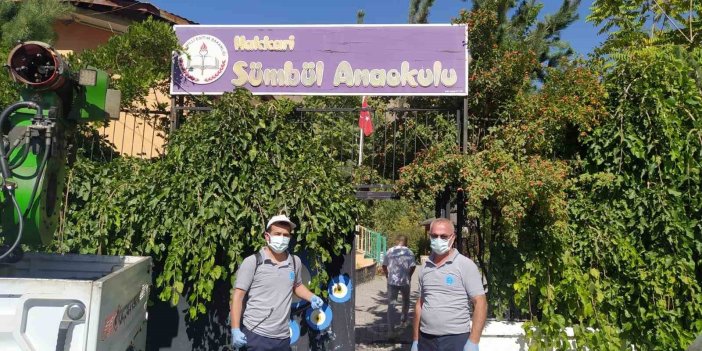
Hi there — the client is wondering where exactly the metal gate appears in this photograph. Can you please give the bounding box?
[294,107,463,200]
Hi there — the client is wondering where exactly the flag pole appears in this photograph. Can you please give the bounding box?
[358,128,364,167]
[358,95,367,167]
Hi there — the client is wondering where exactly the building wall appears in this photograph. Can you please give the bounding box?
[53,21,115,55]
[99,87,170,159]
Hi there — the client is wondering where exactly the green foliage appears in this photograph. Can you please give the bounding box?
[510,4,702,349]
[301,95,457,181]
[398,4,602,327]
[71,17,180,110]
[357,9,365,24]
[55,91,362,318]
[404,3,702,350]
[494,60,606,158]
[397,140,574,320]
[62,18,181,157]
[401,3,702,346]
[0,0,71,48]
[397,64,599,317]
[24,1,700,347]
[530,45,702,351]
[452,7,540,126]
[367,199,432,257]
[0,0,73,108]
[464,0,580,72]
[409,0,436,24]
[0,53,18,109]
[454,3,576,148]
[588,0,702,53]
[301,95,368,166]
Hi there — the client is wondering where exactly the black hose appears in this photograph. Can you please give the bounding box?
[9,139,30,170]
[7,137,23,159]
[0,189,24,261]
[0,101,42,261]
[0,102,42,178]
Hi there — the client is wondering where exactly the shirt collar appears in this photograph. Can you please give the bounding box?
[427,249,459,267]
[260,247,292,265]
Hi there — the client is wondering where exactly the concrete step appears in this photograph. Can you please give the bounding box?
[356,252,375,269]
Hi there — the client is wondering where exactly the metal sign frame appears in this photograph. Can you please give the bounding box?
[170,24,469,96]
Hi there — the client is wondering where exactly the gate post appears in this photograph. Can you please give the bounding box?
[435,187,450,219]
[456,188,465,254]
[462,100,468,154]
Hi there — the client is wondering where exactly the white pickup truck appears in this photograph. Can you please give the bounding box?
[0,253,151,351]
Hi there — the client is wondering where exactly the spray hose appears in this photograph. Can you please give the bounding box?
[0,101,43,261]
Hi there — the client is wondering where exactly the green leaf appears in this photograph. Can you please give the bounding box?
[667,188,681,197]
[174,281,184,294]
[589,268,600,279]
[248,148,258,161]
[211,266,222,279]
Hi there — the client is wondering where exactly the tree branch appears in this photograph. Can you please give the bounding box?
[652,0,692,43]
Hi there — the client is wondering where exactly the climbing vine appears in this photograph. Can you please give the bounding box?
[399,3,702,349]
[55,91,362,318]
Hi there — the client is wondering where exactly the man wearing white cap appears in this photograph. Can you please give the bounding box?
[230,214,324,350]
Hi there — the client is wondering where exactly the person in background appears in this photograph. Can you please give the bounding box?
[230,214,324,350]
[383,234,416,329]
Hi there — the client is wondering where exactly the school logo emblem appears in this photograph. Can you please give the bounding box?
[445,276,454,286]
[178,35,228,84]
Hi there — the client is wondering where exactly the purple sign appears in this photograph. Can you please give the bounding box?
[170,25,468,96]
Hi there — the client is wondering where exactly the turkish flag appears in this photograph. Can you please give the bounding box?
[358,96,373,136]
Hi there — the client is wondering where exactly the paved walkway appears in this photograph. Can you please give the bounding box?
[355,272,420,350]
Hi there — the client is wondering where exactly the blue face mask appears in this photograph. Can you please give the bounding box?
[430,237,451,255]
[268,235,290,253]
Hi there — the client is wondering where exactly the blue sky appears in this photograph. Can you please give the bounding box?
[148,0,603,55]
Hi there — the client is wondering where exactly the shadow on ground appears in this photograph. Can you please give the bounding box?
[355,278,420,347]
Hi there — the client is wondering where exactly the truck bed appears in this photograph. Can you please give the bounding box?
[0,252,147,280]
[0,252,151,351]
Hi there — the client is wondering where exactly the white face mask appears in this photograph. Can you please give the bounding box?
[430,237,451,255]
[268,235,290,253]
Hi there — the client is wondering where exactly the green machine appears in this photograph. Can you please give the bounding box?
[0,41,120,262]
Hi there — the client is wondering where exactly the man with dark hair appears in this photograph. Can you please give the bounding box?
[383,234,416,329]
[230,214,324,351]
[411,218,487,351]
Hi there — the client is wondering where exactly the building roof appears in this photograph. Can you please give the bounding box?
[68,0,196,25]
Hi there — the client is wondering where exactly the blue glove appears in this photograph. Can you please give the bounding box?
[410,340,418,351]
[310,295,324,309]
[231,328,247,349]
[464,340,479,351]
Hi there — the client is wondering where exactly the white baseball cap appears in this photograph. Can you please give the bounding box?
[266,214,297,231]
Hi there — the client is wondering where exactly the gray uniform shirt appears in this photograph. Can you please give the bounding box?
[419,249,485,336]
[383,245,416,286]
[235,248,302,339]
